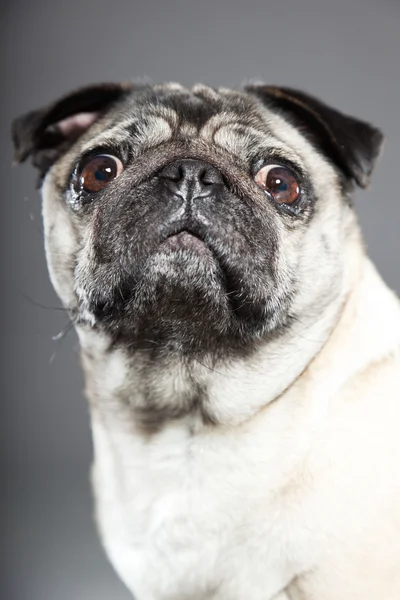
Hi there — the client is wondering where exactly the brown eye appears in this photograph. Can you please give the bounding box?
[255,164,300,205]
[78,154,124,193]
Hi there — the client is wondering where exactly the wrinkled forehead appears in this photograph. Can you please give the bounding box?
[79,83,307,168]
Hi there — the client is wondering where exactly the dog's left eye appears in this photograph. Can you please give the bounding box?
[254,164,300,205]
[78,154,124,193]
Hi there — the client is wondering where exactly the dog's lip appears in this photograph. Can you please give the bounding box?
[160,220,211,250]
[161,230,208,252]
[160,219,207,240]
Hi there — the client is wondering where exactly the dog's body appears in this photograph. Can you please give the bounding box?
[87,253,400,600]
[12,82,400,599]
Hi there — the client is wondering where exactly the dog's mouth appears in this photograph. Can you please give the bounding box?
[161,230,207,251]
[159,222,215,262]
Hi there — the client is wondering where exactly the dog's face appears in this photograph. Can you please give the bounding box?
[12,82,383,364]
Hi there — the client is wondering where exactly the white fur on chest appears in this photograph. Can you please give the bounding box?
[91,411,312,600]
[80,272,342,600]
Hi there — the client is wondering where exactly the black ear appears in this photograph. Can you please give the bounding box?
[244,85,384,188]
[12,82,133,177]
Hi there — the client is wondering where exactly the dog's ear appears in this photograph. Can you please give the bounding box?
[12,82,133,177]
[245,85,384,188]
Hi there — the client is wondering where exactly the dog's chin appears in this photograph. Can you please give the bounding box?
[87,238,277,359]
[97,243,232,356]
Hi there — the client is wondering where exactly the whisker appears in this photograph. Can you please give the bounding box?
[193,358,228,378]
[15,287,71,313]
[49,320,76,364]
[52,319,76,341]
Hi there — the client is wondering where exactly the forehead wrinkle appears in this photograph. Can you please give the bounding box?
[179,122,198,137]
[200,117,306,169]
[145,105,179,128]
[198,103,266,139]
[211,122,276,146]
[80,114,174,156]
[212,124,273,162]
[134,115,173,148]
[80,99,179,149]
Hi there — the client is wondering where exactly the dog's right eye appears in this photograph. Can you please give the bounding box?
[77,154,124,193]
[254,164,300,206]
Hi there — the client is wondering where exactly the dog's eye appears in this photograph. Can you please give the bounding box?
[255,165,300,205]
[78,154,124,193]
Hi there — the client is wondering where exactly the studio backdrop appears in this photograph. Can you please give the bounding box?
[1,1,399,599]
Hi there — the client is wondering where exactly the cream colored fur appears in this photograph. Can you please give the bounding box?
[75,242,400,600]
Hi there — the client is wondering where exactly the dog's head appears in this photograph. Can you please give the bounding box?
[12,82,383,363]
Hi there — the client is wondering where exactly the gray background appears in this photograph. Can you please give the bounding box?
[1,1,399,598]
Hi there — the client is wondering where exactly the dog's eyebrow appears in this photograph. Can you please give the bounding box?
[82,129,131,152]
[79,115,173,156]
[199,116,308,170]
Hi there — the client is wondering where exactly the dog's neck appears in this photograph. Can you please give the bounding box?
[78,301,339,432]
[76,235,378,434]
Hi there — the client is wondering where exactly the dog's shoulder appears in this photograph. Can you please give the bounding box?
[306,257,400,397]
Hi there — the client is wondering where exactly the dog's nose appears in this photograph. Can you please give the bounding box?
[159,159,224,200]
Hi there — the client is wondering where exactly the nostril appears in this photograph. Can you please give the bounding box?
[159,163,184,183]
[199,168,212,186]
[158,159,225,192]
[173,165,184,182]
[200,167,224,186]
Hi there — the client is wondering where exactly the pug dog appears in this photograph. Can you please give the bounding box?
[12,81,400,600]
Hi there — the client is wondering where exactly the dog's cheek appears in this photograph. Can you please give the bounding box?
[287,204,351,326]
[42,175,79,310]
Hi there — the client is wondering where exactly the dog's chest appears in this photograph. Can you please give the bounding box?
[91,416,304,600]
